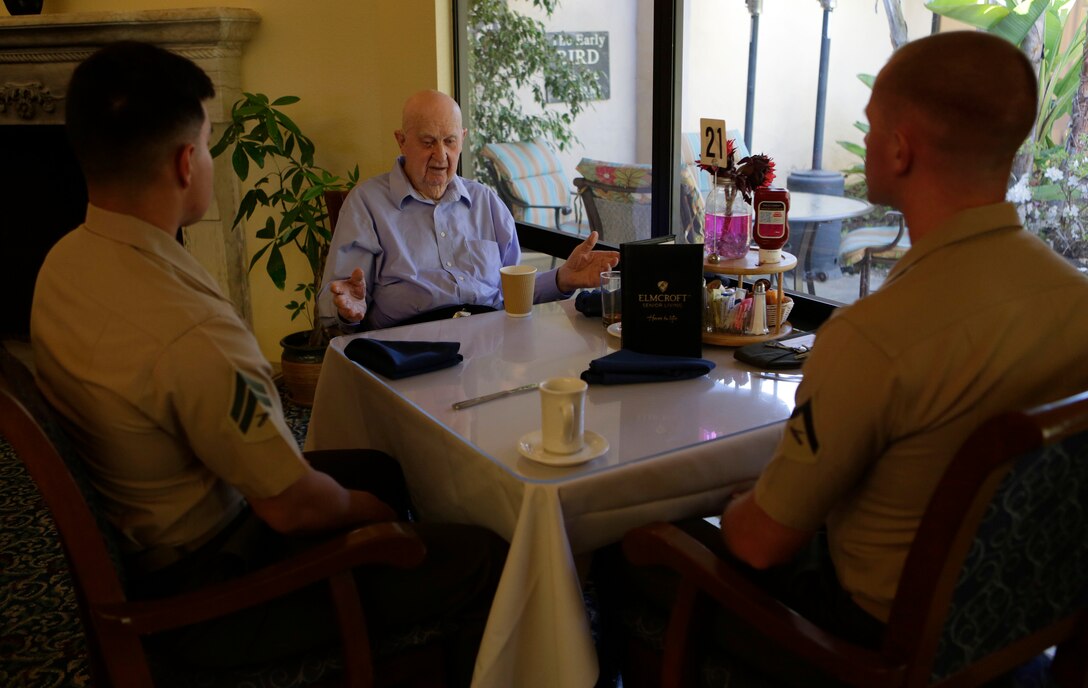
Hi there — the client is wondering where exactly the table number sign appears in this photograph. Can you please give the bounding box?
[620,242,704,358]
[700,117,727,166]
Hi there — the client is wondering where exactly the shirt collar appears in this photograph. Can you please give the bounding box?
[390,156,472,209]
[883,202,1023,287]
[82,204,226,300]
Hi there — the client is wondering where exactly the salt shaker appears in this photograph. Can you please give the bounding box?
[746,283,769,336]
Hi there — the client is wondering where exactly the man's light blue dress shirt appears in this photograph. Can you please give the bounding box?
[318,157,564,330]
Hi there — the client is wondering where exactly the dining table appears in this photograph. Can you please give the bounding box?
[303,299,801,688]
[786,191,874,293]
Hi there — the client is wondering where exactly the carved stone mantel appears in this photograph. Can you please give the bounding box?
[0,8,261,321]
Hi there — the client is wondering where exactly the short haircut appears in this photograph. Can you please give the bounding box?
[65,41,215,186]
[873,32,1037,165]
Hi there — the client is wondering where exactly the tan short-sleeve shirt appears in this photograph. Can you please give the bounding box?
[754,203,1088,621]
[31,205,308,553]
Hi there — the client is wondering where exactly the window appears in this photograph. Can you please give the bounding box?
[456,1,1088,306]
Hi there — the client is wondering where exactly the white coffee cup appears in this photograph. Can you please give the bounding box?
[539,377,587,455]
[500,265,537,317]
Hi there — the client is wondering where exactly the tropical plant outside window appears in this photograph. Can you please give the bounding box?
[839,0,1088,271]
[463,0,601,188]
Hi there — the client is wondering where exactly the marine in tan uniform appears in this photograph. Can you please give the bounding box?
[30,41,503,686]
[34,205,307,565]
[721,30,1088,632]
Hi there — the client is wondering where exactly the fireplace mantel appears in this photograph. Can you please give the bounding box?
[0,8,261,321]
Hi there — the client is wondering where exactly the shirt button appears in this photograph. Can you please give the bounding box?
[458,276,464,281]
[440,231,447,237]
[446,261,452,267]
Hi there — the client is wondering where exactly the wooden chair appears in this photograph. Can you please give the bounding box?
[0,348,447,688]
[622,390,1088,688]
[325,188,349,234]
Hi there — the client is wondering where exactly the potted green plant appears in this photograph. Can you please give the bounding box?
[211,92,358,405]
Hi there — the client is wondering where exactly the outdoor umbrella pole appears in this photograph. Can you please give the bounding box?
[812,0,835,170]
[744,0,762,154]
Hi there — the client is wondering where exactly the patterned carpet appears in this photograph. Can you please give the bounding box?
[0,378,310,687]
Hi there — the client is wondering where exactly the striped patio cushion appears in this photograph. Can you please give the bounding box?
[839,225,912,267]
[481,140,570,228]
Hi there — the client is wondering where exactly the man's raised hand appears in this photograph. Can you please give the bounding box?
[331,267,368,323]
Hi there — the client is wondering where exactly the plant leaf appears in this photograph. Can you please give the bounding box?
[231,145,250,181]
[265,244,286,290]
[838,141,867,159]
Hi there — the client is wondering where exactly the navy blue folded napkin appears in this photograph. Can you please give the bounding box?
[575,289,603,318]
[344,338,463,379]
[581,349,715,385]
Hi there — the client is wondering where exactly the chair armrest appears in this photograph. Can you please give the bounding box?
[574,177,653,194]
[623,522,905,688]
[864,211,907,256]
[96,521,424,635]
[505,197,571,212]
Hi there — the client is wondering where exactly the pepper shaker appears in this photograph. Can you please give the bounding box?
[746,283,769,336]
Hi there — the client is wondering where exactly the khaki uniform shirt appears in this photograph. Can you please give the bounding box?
[754,202,1088,621]
[31,205,307,556]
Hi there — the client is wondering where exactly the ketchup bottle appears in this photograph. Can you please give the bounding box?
[753,187,790,264]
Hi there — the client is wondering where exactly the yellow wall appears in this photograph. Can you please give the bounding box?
[41,0,454,360]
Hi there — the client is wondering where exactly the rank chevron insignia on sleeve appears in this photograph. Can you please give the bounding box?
[782,399,819,464]
[229,370,276,441]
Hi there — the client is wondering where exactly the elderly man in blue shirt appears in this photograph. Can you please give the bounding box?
[319,89,619,331]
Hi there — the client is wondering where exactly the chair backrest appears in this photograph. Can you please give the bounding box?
[678,163,705,244]
[0,347,131,684]
[480,140,571,229]
[574,158,653,244]
[324,188,349,233]
[574,156,707,244]
[886,390,1088,686]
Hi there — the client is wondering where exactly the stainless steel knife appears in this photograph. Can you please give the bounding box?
[452,383,539,410]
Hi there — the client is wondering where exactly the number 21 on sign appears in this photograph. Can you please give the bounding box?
[700,118,726,166]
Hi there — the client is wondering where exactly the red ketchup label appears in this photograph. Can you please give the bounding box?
[754,187,789,250]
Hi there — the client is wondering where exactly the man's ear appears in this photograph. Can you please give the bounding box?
[394,129,406,150]
[892,130,912,176]
[175,143,196,189]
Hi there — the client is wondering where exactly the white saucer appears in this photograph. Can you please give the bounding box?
[606,322,622,338]
[517,430,609,466]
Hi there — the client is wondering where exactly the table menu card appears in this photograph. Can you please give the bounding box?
[620,242,703,358]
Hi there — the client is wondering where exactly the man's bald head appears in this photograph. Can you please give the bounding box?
[395,90,466,200]
[402,90,462,132]
[871,31,1037,168]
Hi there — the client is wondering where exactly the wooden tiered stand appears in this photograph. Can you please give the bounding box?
[703,249,797,346]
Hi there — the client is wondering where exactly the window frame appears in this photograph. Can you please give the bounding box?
[451,0,836,328]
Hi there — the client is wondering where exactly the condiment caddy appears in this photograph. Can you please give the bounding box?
[702,248,797,347]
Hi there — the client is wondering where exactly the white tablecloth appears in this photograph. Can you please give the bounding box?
[304,300,796,688]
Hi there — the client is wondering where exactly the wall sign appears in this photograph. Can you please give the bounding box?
[546,31,610,102]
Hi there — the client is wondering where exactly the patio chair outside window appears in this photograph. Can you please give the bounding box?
[480,140,586,235]
[839,210,911,298]
[575,158,705,245]
[574,159,653,245]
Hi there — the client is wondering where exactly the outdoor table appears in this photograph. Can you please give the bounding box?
[787,191,874,293]
[304,299,799,688]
